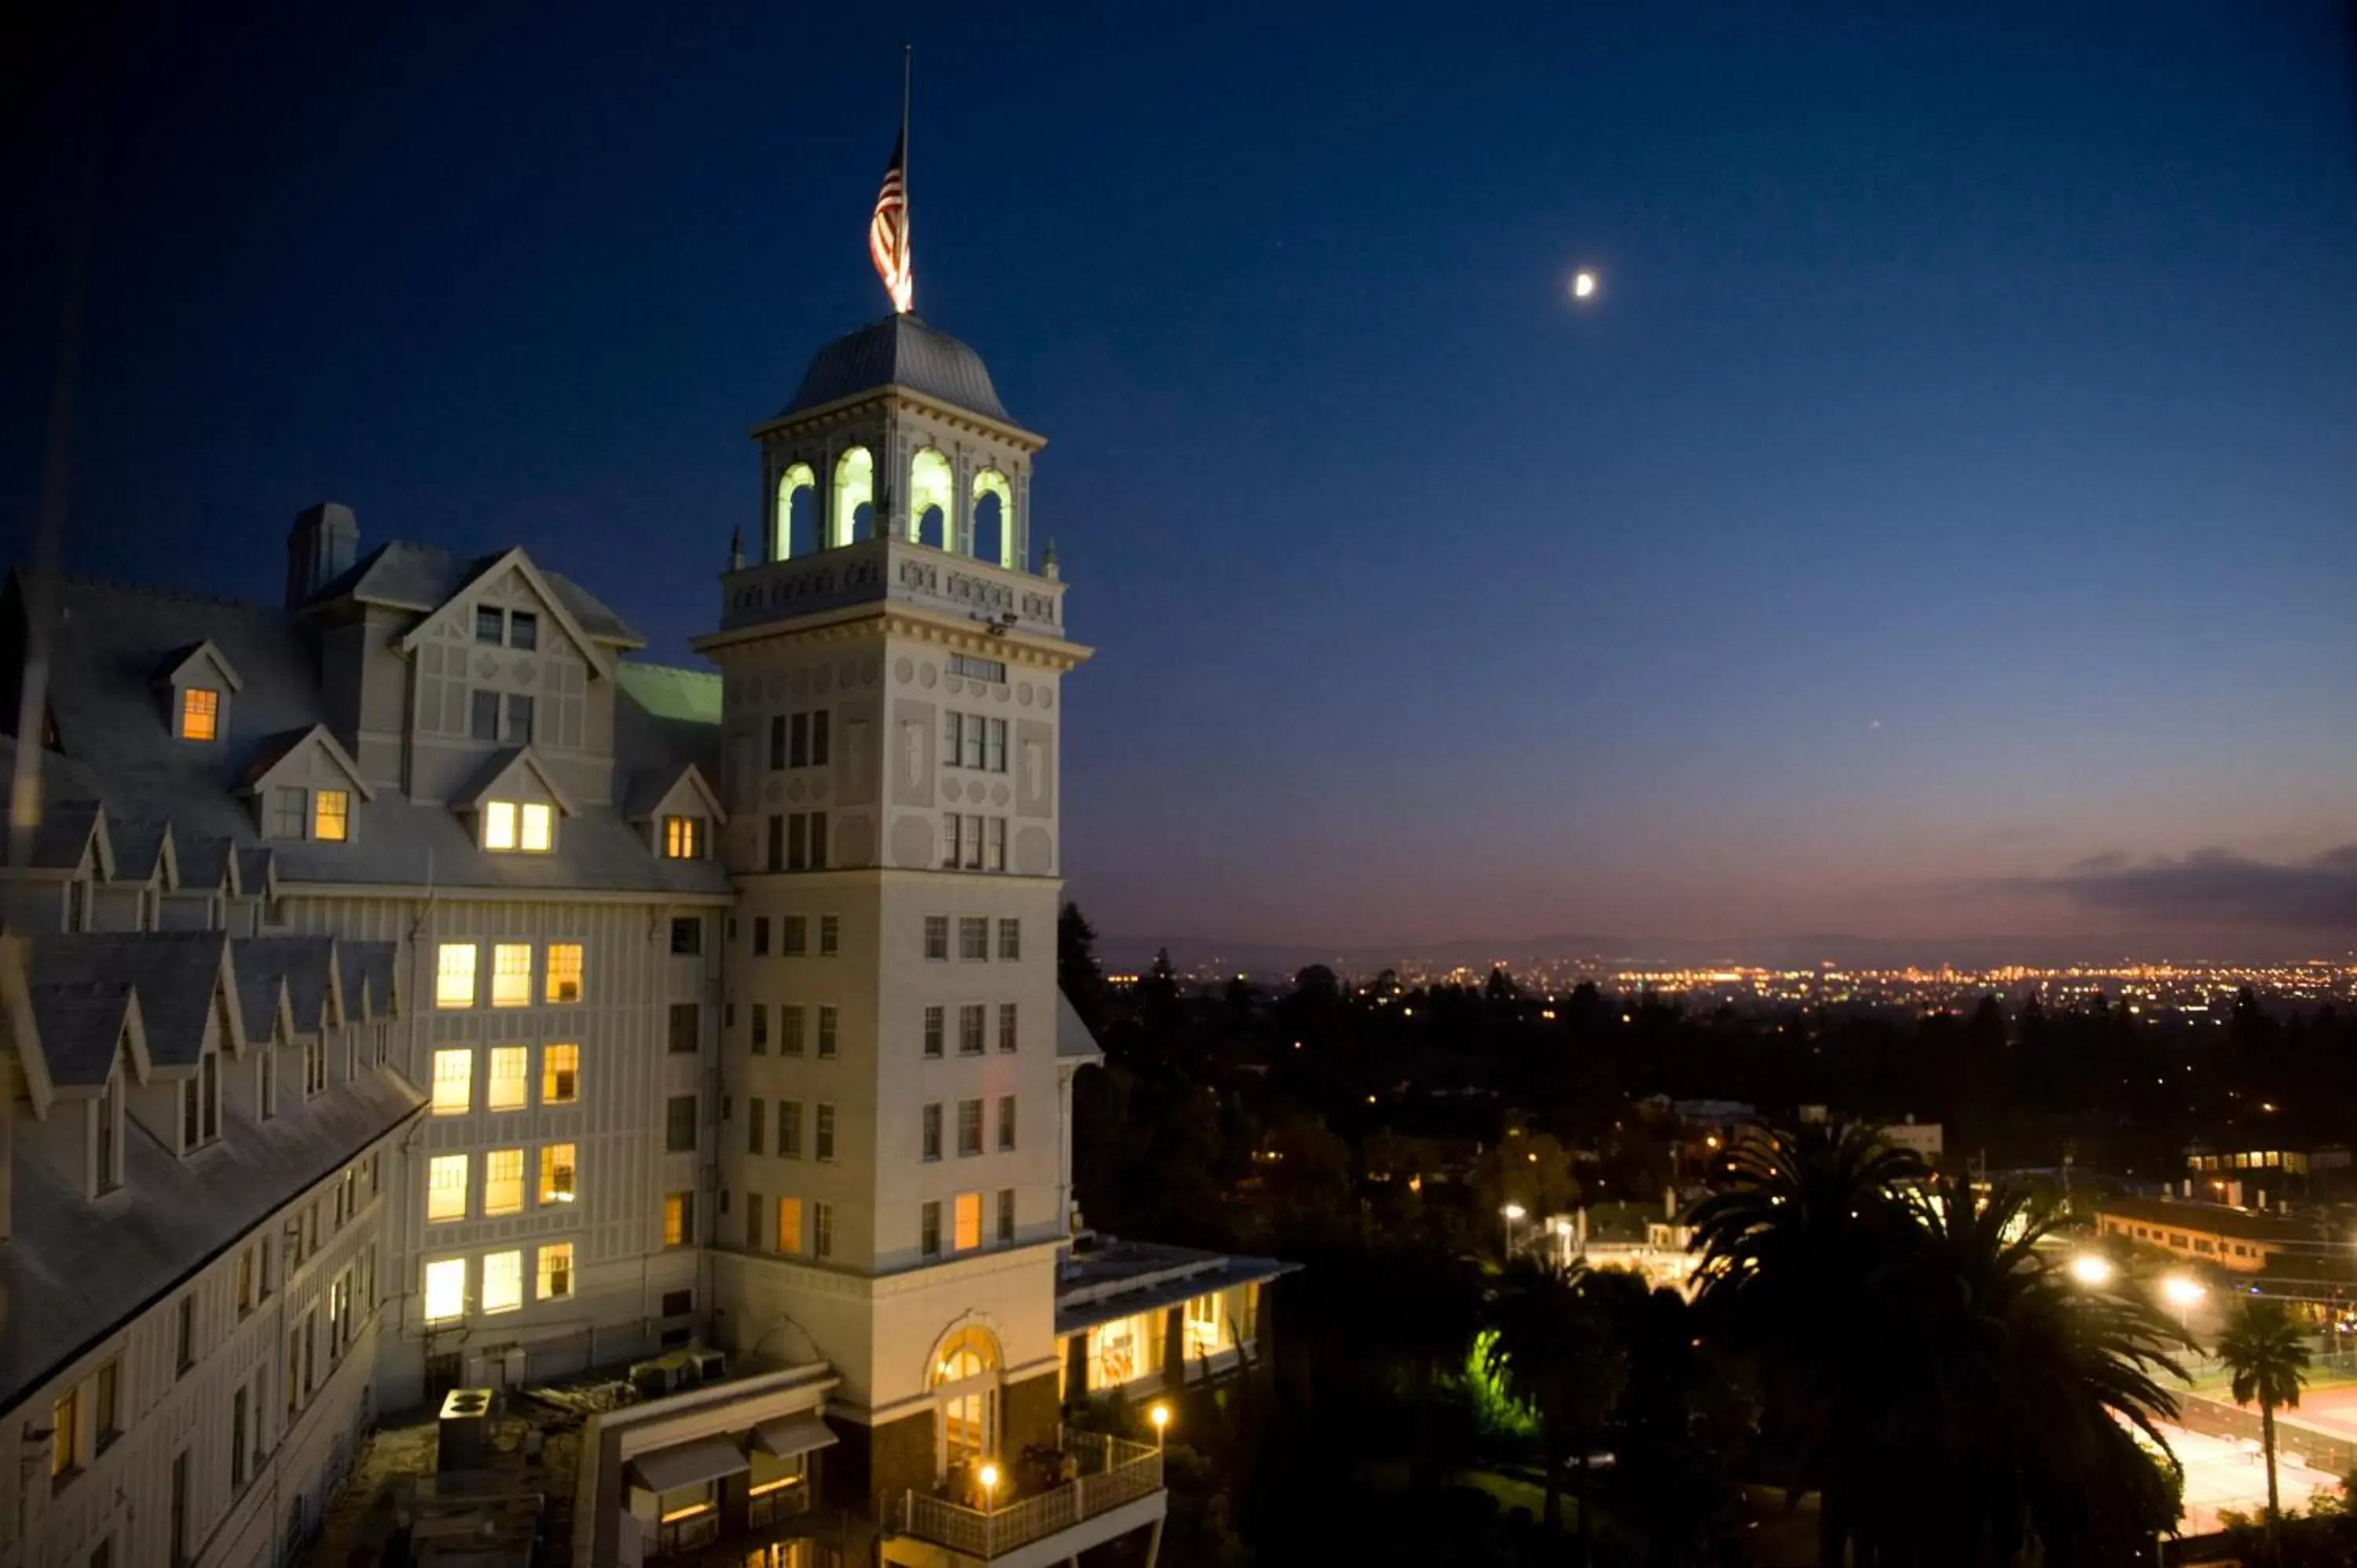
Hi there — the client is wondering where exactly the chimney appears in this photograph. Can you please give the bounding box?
[286,503,360,607]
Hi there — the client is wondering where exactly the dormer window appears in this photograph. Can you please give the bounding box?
[484,800,554,854]
[180,687,219,742]
[663,815,705,859]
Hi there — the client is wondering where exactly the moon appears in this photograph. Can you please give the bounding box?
[1571,270,1598,301]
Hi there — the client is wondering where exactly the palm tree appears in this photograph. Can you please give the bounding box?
[2217,1295,2312,1559]
[1688,1122,1926,1567]
[1484,1257,1626,1565]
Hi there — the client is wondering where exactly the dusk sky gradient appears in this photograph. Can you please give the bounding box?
[10,3,2357,959]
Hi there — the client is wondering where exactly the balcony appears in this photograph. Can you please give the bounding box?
[893,1431,1164,1563]
[715,537,1068,641]
[647,1484,821,1567]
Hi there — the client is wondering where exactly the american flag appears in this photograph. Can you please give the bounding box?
[870,133,912,313]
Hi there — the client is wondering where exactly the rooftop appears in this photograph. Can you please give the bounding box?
[780,313,1017,427]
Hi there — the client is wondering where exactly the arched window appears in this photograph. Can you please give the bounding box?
[773,463,816,560]
[832,447,874,547]
[910,449,954,552]
[929,1324,1003,1478]
[971,469,1013,570]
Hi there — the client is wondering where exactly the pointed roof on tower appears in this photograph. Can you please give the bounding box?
[780,313,1013,425]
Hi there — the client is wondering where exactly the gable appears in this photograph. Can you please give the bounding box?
[149,639,245,695]
[454,746,577,815]
[241,724,374,802]
[399,551,613,678]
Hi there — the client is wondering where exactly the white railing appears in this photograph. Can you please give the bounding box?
[896,1433,1161,1559]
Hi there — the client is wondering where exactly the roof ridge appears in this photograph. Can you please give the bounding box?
[38,569,281,616]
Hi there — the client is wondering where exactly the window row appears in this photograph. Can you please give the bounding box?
[922,915,1021,962]
[744,1002,839,1058]
[943,713,1008,774]
[764,811,829,872]
[748,913,842,957]
[739,1193,835,1260]
[918,1096,1017,1160]
[435,940,585,1008]
[769,709,832,771]
[421,1242,572,1324]
[921,1002,1019,1058]
[918,1189,1017,1258]
[425,1143,577,1221]
[430,1043,578,1115]
[940,814,1006,872]
[740,1098,837,1162]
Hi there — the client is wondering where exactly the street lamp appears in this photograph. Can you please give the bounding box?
[1501,1203,1526,1258]
[2068,1253,2117,1288]
[1149,1402,1170,1449]
[2161,1275,2206,1339]
[1552,1217,1574,1269]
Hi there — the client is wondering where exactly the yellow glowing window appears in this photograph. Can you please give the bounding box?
[179,687,218,742]
[541,1043,578,1103]
[490,943,533,1008]
[663,1192,689,1247]
[953,1192,982,1251]
[434,943,477,1009]
[431,1049,473,1115]
[663,815,702,859]
[483,1149,523,1215]
[427,1154,469,1222]
[313,789,350,842]
[520,803,553,853]
[537,1242,574,1300]
[483,801,517,851]
[423,1258,466,1323]
[539,1143,576,1205]
[481,1251,522,1313]
[776,1196,801,1254]
[50,1390,79,1477]
[545,944,583,1004]
[1185,1291,1222,1350]
[486,1046,528,1111]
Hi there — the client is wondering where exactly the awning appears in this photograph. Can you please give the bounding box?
[752,1415,839,1460]
[629,1435,750,1493]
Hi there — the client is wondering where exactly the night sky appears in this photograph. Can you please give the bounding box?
[9,4,2357,960]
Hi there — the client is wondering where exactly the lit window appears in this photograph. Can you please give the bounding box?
[180,687,218,742]
[954,1192,982,1251]
[51,1389,79,1478]
[483,1149,523,1215]
[483,801,517,851]
[520,804,553,852]
[313,789,350,842]
[545,944,583,1004]
[427,1154,469,1222]
[776,1196,802,1254]
[541,1043,578,1103]
[431,1049,473,1115]
[434,943,477,1009]
[481,1251,522,1313]
[489,943,532,1008]
[487,1047,528,1111]
[539,1143,576,1205]
[663,1192,691,1247]
[537,1242,573,1300]
[423,1258,466,1323]
[663,815,702,859]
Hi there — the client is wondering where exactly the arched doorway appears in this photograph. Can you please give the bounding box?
[929,1324,1002,1480]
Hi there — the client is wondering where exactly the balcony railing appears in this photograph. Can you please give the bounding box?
[717,537,1067,639]
[896,1431,1161,1560]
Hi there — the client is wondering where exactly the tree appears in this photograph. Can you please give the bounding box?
[1379,1237,1484,1487]
[1483,1258,1626,1563]
[1058,900,1108,1036]
[2219,1295,2312,1559]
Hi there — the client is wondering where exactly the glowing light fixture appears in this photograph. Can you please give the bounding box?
[2068,1254,2116,1288]
[2161,1276,2206,1307]
[1150,1403,1171,1449]
[1502,1203,1527,1221]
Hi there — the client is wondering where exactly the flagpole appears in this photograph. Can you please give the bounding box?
[900,43,913,314]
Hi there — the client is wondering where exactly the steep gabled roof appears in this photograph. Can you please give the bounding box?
[28,930,236,1069]
[395,547,624,679]
[148,639,244,694]
[454,746,577,816]
[335,939,400,1023]
[24,979,143,1091]
[237,935,341,1035]
[239,724,375,800]
[105,815,175,885]
[311,540,640,650]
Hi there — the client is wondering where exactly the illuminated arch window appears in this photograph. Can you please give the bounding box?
[929,1324,1003,1477]
[910,448,954,551]
[970,469,1013,569]
[773,463,816,560]
[832,447,874,548]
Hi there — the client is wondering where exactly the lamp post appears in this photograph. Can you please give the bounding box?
[1552,1217,1574,1269]
[1501,1203,1526,1260]
[2069,1253,2117,1288]
[1149,1402,1170,1450]
[2161,1275,2206,1343]
[977,1462,999,1512]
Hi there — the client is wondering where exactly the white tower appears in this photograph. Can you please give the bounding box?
[693,312,1090,1508]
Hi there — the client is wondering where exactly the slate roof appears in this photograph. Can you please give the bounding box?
[30,931,229,1069]
[24,980,134,1089]
[338,939,400,1021]
[239,935,339,1034]
[305,541,641,647]
[616,663,723,793]
[782,314,1017,426]
[108,816,170,882]
[16,573,730,898]
[22,795,103,873]
[174,833,236,893]
[0,1060,424,1412]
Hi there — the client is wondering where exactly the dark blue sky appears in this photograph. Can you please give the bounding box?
[11,3,2357,956]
